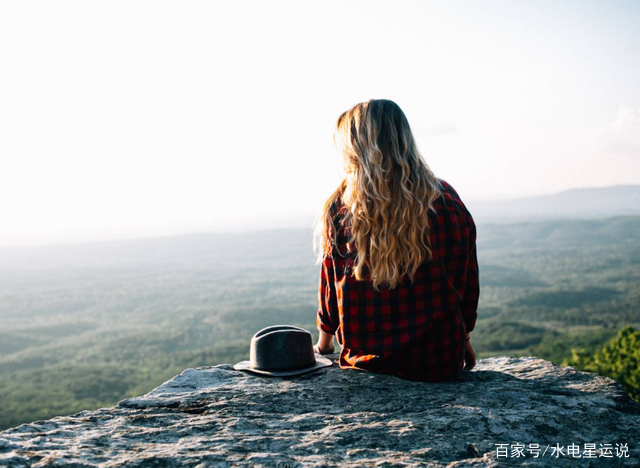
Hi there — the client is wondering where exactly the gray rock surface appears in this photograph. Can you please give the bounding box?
[0,356,639,467]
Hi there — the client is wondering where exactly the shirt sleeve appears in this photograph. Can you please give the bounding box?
[316,255,339,335]
[460,219,479,333]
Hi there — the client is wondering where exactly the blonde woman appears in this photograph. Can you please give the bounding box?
[313,99,479,382]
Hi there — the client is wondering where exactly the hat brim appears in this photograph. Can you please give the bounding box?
[233,354,334,377]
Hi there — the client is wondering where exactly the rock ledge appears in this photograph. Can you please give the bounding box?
[1,356,639,467]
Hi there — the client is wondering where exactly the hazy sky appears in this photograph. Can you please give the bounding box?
[1,0,639,245]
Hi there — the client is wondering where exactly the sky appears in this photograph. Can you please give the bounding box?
[1,0,639,246]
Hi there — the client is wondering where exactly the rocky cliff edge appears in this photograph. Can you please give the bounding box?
[1,356,639,467]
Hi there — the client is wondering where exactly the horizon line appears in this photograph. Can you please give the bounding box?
[1,182,638,249]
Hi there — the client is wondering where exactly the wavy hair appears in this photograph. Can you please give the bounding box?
[315,99,442,290]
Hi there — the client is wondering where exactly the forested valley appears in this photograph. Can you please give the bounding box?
[1,216,639,430]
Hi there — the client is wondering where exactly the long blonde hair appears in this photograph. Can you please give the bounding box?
[315,99,442,290]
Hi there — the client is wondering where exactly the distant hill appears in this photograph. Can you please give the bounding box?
[465,184,640,224]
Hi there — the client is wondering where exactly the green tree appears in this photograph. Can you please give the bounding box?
[565,326,640,402]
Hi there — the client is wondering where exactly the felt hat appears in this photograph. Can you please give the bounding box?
[233,325,333,377]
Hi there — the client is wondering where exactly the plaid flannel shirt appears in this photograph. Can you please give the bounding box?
[316,179,479,382]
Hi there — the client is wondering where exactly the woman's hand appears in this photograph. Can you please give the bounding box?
[464,337,476,370]
[314,343,335,355]
[315,329,335,354]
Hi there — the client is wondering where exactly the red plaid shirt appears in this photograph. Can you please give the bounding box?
[316,179,479,382]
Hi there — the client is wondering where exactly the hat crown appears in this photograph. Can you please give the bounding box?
[250,325,316,371]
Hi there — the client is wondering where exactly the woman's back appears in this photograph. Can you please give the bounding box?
[315,99,479,381]
[316,178,479,382]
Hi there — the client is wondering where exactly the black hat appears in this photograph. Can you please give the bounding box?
[233,325,333,377]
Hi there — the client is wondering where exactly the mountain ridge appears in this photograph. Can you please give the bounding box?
[465,184,640,223]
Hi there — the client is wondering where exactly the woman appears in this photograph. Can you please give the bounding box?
[313,99,479,382]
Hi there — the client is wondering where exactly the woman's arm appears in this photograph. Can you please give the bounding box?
[315,255,339,354]
[461,219,479,333]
